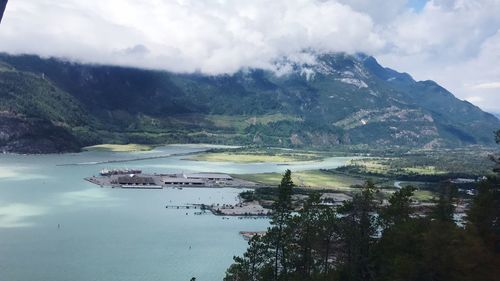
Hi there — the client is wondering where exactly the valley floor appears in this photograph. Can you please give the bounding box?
[83,143,155,152]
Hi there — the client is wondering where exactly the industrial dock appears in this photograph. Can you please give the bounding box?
[85,169,260,189]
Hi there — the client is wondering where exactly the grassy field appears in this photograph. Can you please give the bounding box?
[234,170,364,190]
[189,152,324,163]
[82,143,154,152]
[188,147,327,163]
[346,158,448,176]
[343,147,495,177]
[412,190,436,201]
[402,166,447,175]
[206,113,302,130]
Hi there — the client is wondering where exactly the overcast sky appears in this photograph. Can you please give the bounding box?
[0,0,499,112]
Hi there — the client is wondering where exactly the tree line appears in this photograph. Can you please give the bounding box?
[224,166,500,281]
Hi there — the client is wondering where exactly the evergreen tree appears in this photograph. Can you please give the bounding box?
[225,235,270,281]
[379,186,416,230]
[225,170,295,281]
[316,200,340,278]
[225,162,500,281]
[468,130,500,252]
[270,169,294,280]
[458,130,500,278]
[467,179,499,251]
[337,181,378,281]
[288,193,322,279]
[431,184,457,223]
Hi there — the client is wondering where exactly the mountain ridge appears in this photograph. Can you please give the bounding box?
[0,52,498,153]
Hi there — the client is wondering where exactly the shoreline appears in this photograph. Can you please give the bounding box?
[59,150,202,166]
[2,143,241,157]
[163,202,273,217]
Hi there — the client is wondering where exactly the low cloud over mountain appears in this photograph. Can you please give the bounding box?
[1,0,499,110]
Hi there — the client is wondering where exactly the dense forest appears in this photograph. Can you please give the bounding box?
[1,53,500,153]
[224,153,500,280]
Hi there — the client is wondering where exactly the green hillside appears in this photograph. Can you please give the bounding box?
[0,53,498,153]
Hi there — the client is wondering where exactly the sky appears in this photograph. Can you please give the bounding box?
[0,0,499,112]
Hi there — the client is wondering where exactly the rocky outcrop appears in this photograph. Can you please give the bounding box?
[0,112,81,154]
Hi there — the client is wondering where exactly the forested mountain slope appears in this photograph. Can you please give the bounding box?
[0,53,498,153]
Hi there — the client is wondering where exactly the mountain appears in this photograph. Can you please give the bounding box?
[0,53,498,153]
[491,112,500,120]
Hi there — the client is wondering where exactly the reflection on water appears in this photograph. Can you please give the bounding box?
[0,165,49,181]
[0,203,48,228]
[57,188,122,207]
[0,145,355,281]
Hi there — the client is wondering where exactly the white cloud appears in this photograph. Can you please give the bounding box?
[0,0,383,74]
[465,96,484,103]
[376,0,500,111]
[471,82,500,89]
[385,0,500,58]
[0,0,500,111]
[337,0,408,23]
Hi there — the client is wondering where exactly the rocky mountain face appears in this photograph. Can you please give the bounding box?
[0,53,498,153]
[0,111,80,154]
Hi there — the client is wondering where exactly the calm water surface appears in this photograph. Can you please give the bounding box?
[0,145,353,281]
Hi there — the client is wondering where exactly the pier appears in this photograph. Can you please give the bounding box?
[163,202,271,217]
[165,204,204,209]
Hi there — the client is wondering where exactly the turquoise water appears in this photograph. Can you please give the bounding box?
[0,145,353,281]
